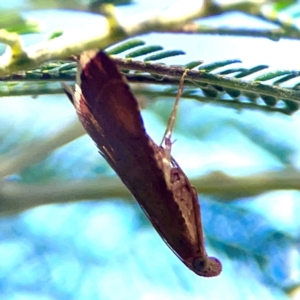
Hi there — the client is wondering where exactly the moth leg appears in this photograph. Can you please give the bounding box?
[161,136,172,188]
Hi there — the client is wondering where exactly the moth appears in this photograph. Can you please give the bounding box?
[63,50,222,277]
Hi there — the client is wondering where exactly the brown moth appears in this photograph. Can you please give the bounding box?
[62,50,222,277]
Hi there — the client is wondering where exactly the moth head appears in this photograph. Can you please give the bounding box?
[192,256,222,277]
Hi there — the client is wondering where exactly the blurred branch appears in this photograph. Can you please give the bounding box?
[1,168,300,214]
[0,120,85,179]
[218,0,297,30]
[165,25,294,41]
[0,30,23,57]
[248,2,298,32]
[192,169,300,199]
[0,16,115,76]
[0,177,131,215]
[155,0,300,41]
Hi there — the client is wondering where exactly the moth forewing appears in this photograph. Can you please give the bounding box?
[168,159,221,277]
[62,50,222,278]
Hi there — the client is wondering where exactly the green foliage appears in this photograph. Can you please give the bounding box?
[125,45,164,58]
[106,39,146,55]
[143,49,186,61]
[198,59,242,72]
[273,0,297,12]
[0,11,39,34]
[2,38,300,116]
[47,30,63,40]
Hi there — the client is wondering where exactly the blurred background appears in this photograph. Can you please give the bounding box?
[1,0,300,299]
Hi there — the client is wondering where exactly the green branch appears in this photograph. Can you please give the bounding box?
[163,25,295,41]
[114,58,300,104]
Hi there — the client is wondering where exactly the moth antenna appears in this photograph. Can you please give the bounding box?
[160,69,188,146]
[61,82,75,104]
[160,69,188,187]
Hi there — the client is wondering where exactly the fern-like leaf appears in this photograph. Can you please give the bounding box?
[2,39,300,115]
[143,50,185,61]
[106,39,146,55]
[198,59,241,72]
[125,45,164,58]
[235,65,269,78]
